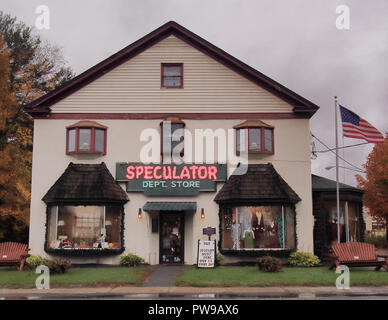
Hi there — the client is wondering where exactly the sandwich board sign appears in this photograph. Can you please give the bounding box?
[197,240,216,268]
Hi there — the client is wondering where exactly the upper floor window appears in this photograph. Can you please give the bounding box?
[66,120,107,155]
[161,63,183,88]
[234,120,274,155]
[161,117,185,161]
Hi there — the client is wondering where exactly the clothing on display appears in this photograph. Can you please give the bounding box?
[244,229,255,248]
[267,223,280,248]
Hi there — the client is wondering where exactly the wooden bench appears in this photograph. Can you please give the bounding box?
[329,242,388,271]
[0,242,30,271]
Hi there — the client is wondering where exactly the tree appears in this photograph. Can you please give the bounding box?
[0,12,74,242]
[357,134,388,241]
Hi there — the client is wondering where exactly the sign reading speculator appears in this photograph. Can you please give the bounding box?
[116,163,227,196]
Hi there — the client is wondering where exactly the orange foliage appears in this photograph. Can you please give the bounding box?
[357,135,388,225]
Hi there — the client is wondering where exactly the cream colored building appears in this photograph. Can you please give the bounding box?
[27,21,319,265]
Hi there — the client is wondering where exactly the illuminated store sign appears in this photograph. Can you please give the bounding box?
[116,163,227,196]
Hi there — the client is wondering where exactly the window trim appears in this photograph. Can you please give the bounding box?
[160,118,185,161]
[161,63,184,88]
[45,204,125,256]
[235,126,274,155]
[66,122,107,155]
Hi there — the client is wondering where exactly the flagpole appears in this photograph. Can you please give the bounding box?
[334,96,341,243]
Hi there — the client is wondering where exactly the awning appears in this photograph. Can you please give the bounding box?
[143,202,197,212]
[42,162,129,204]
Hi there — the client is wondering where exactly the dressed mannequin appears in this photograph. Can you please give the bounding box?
[267,220,280,248]
[254,212,265,247]
[243,227,255,248]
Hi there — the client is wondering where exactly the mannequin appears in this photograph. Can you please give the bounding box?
[267,219,280,248]
[244,227,255,248]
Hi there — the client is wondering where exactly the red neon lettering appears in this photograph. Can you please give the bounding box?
[208,166,218,181]
[172,166,180,180]
[163,166,172,180]
[189,165,198,180]
[154,166,162,179]
[135,166,144,179]
[125,166,135,180]
[180,166,191,180]
[197,166,208,180]
[144,166,154,180]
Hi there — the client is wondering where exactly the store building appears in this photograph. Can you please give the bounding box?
[26,21,319,265]
[312,174,365,259]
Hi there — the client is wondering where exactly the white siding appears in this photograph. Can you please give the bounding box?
[51,36,293,113]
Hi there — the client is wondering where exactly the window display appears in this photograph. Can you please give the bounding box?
[222,206,295,250]
[47,205,122,250]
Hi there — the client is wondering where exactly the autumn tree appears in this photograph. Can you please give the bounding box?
[357,134,388,241]
[0,12,74,242]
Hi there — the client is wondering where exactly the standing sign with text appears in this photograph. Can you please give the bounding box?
[197,240,216,268]
[116,163,227,196]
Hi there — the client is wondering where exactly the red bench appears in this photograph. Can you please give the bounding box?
[0,242,30,271]
[329,242,388,271]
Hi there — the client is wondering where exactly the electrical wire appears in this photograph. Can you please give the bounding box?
[310,133,365,172]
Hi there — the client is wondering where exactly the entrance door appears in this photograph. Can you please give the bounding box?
[159,213,184,264]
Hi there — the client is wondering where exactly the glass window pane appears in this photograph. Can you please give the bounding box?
[224,206,290,250]
[68,129,76,152]
[55,206,104,248]
[248,128,261,151]
[47,206,58,248]
[163,76,181,87]
[105,206,121,248]
[284,207,295,249]
[163,66,181,76]
[79,129,91,151]
[325,201,346,245]
[264,128,273,152]
[347,202,359,242]
[236,129,246,153]
[95,129,105,153]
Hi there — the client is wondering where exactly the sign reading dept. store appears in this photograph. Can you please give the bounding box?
[116,163,227,196]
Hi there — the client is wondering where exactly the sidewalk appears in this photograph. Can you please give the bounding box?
[2,285,388,298]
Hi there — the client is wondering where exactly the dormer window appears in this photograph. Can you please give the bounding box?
[234,120,274,154]
[161,63,183,88]
[66,121,107,155]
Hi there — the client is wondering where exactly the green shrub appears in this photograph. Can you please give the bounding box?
[257,256,282,272]
[43,258,72,274]
[120,253,147,267]
[365,234,388,249]
[215,253,224,266]
[288,252,320,267]
[26,255,45,269]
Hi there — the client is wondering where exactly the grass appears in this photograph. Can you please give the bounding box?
[175,266,388,287]
[0,267,153,289]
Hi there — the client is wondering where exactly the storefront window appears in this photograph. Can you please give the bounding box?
[325,200,360,245]
[47,205,122,250]
[221,206,295,250]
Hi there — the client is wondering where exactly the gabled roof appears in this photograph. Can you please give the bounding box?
[26,21,319,117]
[312,174,364,194]
[214,163,301,204]
[42,162,129,204]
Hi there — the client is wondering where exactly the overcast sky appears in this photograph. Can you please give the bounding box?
[2,0,387,187]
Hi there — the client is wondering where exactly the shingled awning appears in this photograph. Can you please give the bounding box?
[42,162,128,204]
[214,163,301,204]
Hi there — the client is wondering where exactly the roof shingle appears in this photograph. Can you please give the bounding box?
[42,162,128,204]
[214,163,301,204]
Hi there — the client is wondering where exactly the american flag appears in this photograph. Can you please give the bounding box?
[339,105,384,143]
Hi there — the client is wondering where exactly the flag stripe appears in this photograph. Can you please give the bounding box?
[339,105,384,143]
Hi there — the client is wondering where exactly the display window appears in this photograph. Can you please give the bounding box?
[325,200,360,245]
[47,205,122,250]
[221,206,295,250]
